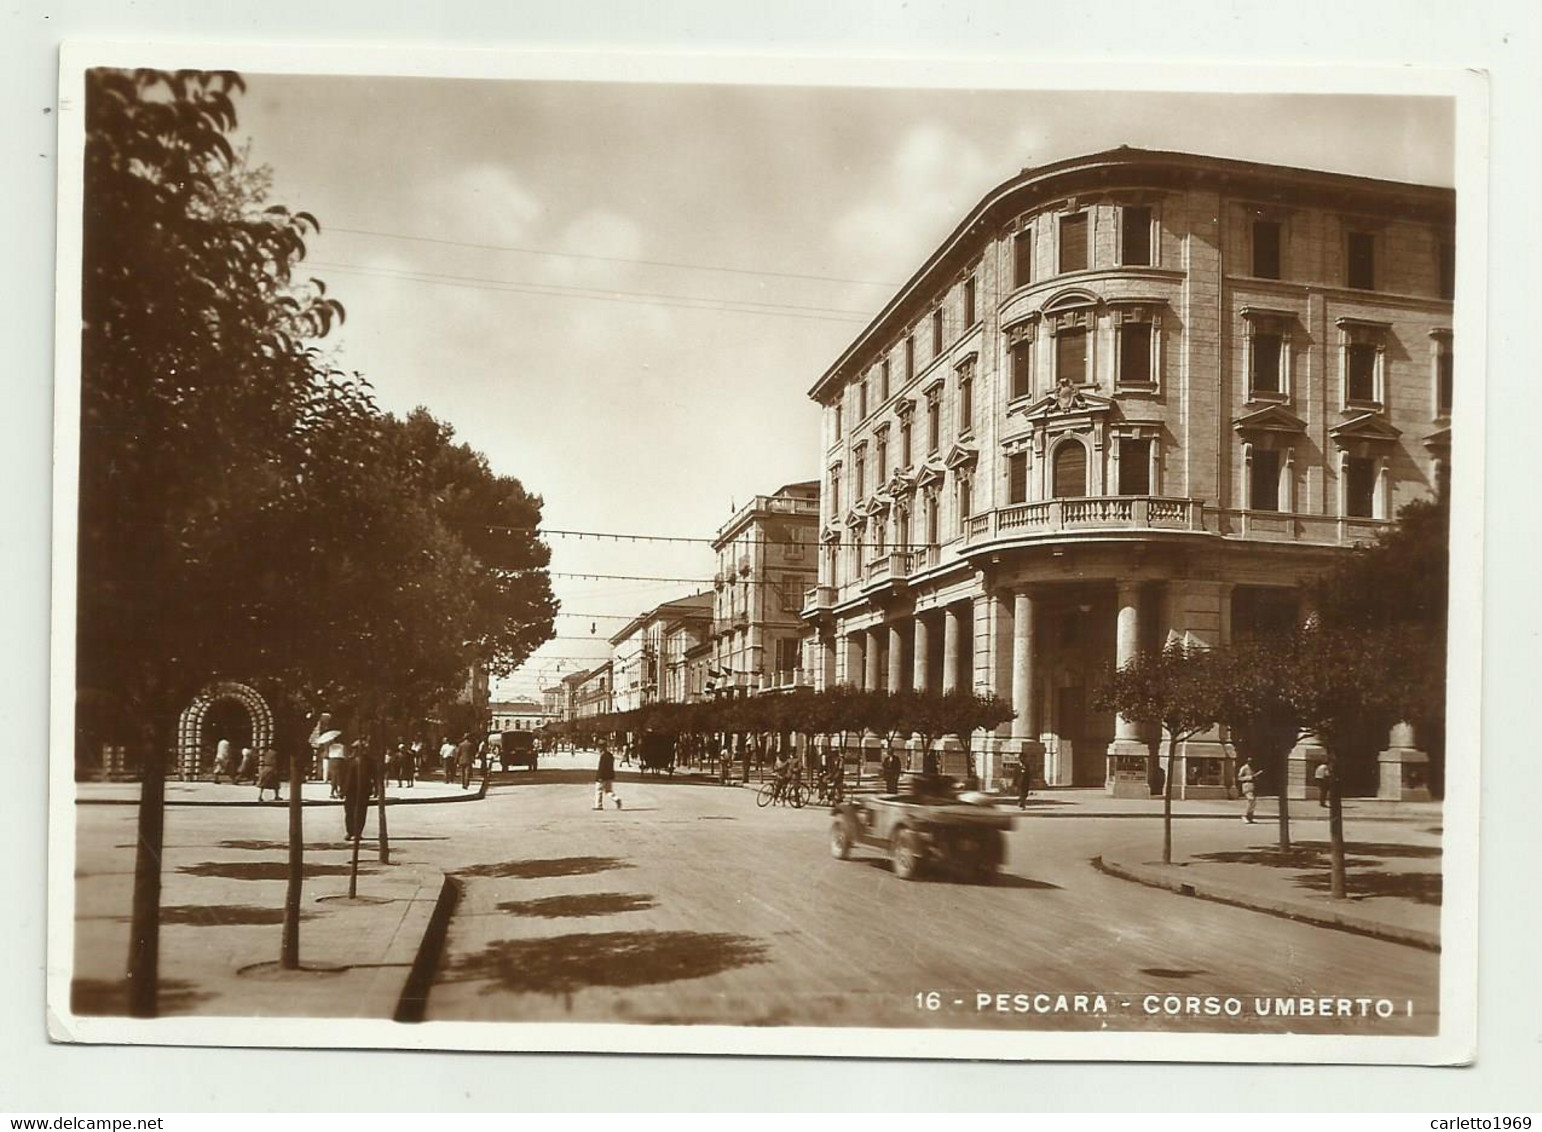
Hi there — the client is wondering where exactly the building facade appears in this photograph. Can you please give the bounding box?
[610,593,714,712]
[573,661,614,719]
[711,482,821,695]
[489,699,558,732]
[801,148,1453,799]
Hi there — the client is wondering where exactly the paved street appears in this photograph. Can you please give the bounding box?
[69,752,1440,1034]
[419,753,1439,1034]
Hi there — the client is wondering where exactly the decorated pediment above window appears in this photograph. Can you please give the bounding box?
[1108,299,1165,327]
[873,421,891,438]
[914,461,947,489]
[954,351,979,376]
[1020,380,1116,423]
[943,442,979,470]
[1335,315,1392,344]
[819,526,842,545]
[1423,426,1452,455]
[1233,404,1307,437]
[1241,304,1297,330]
[1003,313,1039,347]
[843,509,866,528]
[866,493,893,516]
[1042,288,1101,334]
[885,469,916,496]
[893,397,916,418]
[1329,412,1401,447]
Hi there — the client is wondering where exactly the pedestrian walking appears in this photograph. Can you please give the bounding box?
[881,749,902,794]
[256,746,282,802]
[1236,756,1261,824]
[395,742,414,787]
[595,745,621,810]
[409,739,423,788]
[1315,761,1331,808]
[439,737,457,784]
[456,733,476,789]
[236,745,257,785]
[327,740,347,798]
[1016,756,1033,809]
[340,741,371,841]
[211,738,233,784]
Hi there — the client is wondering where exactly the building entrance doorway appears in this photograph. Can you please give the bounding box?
[1056,684,1101,786]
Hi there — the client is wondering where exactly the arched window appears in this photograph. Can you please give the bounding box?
[1052,439,1088,498]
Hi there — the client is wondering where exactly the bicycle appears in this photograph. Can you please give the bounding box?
[755,774,806,808]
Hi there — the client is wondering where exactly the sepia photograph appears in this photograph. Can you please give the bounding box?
[48,46,1483,1064]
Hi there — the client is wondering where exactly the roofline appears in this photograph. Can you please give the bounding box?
[807,146,1455,402]
[608,591,715,645]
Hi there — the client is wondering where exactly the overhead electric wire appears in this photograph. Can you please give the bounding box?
[308,260,874,325]
[324,224,899,288]
[474,520,936,552]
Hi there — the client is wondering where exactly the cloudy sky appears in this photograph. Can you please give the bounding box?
[232,78,1453,699]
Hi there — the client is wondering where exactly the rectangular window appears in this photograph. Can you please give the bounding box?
[1347,231,1376,290]
[1252,220,1281,280]
[959,375,973,435]
[858,379,868,419]
[876,436,887,482]
[1007,451,1028,504]
[880,357,891,401]
[904,335,915,382]
[1250,449,1281,512]
[959,479,972,522]
[1122,206,1152,266]
[1252,333,1283,394]
[1438,241,1455,300]
[927,397,941,453]
[1348,343,1378,403]
[964,275,978,328]
[1059,213,1088,273]
[830,469,840,513]
[833,404,842,441]
[1118,439,1151,495]
[900,419,912,466]
[1010,338,1033,400]
[854,451,865,498]
[1056,330,1087,385]
[1438,348,1454,415]
[1346,457,1376,518]
[931,308,944,355]
[1013,229,1033,288]
[1118,322,1152,385]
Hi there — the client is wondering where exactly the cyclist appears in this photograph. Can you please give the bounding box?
[771,749,793,803]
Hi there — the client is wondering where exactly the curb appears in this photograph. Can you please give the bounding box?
[1092,855,1440,952]
[75,784,490,809]
[393,872,462,1023]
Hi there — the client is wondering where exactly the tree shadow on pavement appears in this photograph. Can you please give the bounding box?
[495,892,658,918]
[1196,840,1440,869]
[1193,840,1442,906]
[70,976,212,1016]
[456,856,631,880]
[217,838,448,852]
[157,903,317,926]
[1294,869,1443,905]
[177,861,369,881]
[857,858,1061,889]
[447,929,769,996]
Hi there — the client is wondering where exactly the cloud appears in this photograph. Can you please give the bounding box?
[830,122,998,278]
[423,162,546,246]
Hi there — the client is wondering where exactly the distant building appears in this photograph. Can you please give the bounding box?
[610,592,714,711]
[801,147,1452,800]
[710,481,821,695]
[574,661,614,719]
[489,698,558,732]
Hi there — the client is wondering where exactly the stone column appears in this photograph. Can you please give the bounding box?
[1011,591,1035,741]
[843,633,863,689]
[912,614,931,693]
[864,627,882,691]
[1114,582,1141,743]
[942,605,963,694]
[888,622,906,693]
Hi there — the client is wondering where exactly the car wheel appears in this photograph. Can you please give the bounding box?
[829,817,852,859]
[892,828,922,880]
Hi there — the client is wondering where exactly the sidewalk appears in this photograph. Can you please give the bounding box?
[987,786,1443,823]
[1091,808,1443,950]
[75,775,484,807]
[67,799,451,1024]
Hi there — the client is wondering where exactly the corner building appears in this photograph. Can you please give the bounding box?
[801,148,1453,800]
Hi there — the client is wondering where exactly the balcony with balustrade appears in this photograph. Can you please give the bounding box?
[965,495,1208,546]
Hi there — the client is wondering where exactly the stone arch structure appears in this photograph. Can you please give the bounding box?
[176,681,274,780]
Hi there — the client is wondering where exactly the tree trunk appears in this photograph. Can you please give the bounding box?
[1162,734,1177,865]
[1327,757,1347,898]
[281,742,304,969]
[126,729,167,1018]
[1276,746,1292,851]
[376,752,390,865]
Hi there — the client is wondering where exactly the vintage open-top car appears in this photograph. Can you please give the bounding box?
[829,774,1013,881]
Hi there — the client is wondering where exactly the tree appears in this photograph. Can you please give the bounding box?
[1315,496,1449,797]
[1288,625,1422,898]
[1093,642,1222,865]
[939,690,1015,786]
[1212,635,1311,850]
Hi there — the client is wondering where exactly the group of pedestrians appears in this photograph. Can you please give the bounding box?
[208,736,284,801]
